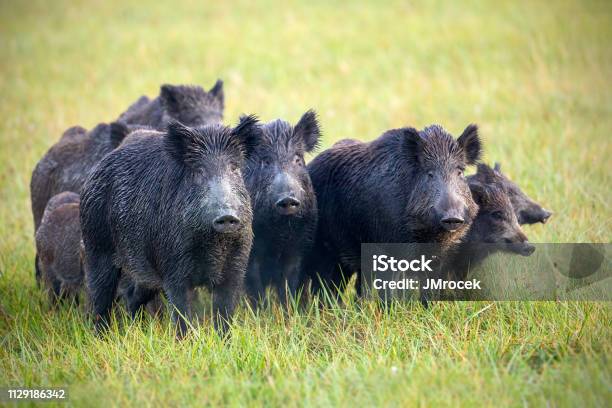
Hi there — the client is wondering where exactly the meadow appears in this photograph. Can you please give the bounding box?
[0,0,610,406]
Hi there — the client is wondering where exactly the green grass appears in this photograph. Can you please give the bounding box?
[0,0,610,406]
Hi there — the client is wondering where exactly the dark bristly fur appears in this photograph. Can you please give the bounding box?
[80,117,260,337]
[244,110,320,306]
[118,80,224,128]
[305,124,482,302]
[35,192,82,303]
[30,122,137,235]
[468,163,552,225]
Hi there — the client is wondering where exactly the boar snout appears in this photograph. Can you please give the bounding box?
[212,212,242,234]
[519,207,553,225]
[504,229,535,256]
[435,187,466,231]
[271,171,303,216]
[440,215,465,231]
[507,240,535,256]
[540,209,553,224]
[275,196,301,215]
[518,242,536,256]
[436,189,467,231]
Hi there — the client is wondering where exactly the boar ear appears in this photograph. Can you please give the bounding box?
[160,84,182,113]
[458,124,481,165]
[295,109,321,152]
[234,114,261,159]
[164,120,198,163]
[209,79,224,105]
[109,121,130,148]
[402,127,424,163]
[494,162,501,172]
[476,163,499,183]
[468,181,489,206]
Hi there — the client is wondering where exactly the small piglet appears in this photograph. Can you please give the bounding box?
[35,192,82,302]
[80,117,260,337]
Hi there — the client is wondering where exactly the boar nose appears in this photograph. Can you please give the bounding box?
[212,214,242,234]
[275,196,301,216]
[541,209,553,224]
[440,216,465,231]
[520,242,536,256]
[437,188,466,231]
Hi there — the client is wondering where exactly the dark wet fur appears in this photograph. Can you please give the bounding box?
[80,117,260,337]
[118,80,224,128]
[35,192,82,303]
[468,163,552,225]
[243,111,320,305]
[305,124,482,299]
[30,122,147,282]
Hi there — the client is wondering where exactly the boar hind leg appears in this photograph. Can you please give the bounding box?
[45,269,63,305]
[35,254,42,286]
[245,259,265,307]
[86,252,120,332]
[276,256,303,307]
[127,284,159,319]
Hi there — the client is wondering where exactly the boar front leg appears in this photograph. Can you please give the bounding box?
[163,281,192,339]
[276,254,303,306]
[213,252,246,335]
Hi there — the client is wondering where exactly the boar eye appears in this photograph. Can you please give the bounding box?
[427,171,434,179]
[294,154,304,165]
[230,163,240,173]
[261,159,271,168]
[491,211,504,220]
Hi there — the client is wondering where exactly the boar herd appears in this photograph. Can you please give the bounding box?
[31,80,552,337]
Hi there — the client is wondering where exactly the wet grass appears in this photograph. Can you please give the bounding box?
[0,0,611,406]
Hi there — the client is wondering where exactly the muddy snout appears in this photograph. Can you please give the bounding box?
[212,211,242,234]
[275,196,301,215]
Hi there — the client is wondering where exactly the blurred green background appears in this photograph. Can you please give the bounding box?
[0,0,610,406]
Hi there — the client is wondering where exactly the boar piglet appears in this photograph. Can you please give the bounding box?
[244,110,320,305]
[468,163,552,225]
[80,117,259,337]
[35,192,82,303]
[117,80,224,128]
[446,182,535,282]
[305,124,482,300]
